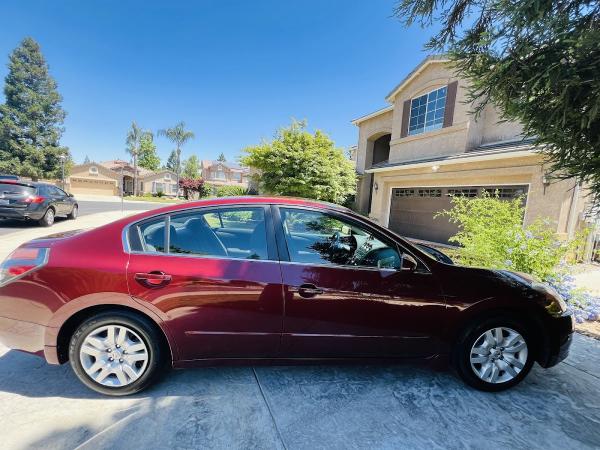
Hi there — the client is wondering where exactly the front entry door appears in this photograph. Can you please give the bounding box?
[126,205,283,361]
[275,207,445,359]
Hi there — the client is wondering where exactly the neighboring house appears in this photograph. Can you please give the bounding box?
[352,55,592,245]
[66,160,178,197]
[200,160,249,187]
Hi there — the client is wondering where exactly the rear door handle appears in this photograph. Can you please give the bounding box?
[135,271,172,288]
[291,283,324,298]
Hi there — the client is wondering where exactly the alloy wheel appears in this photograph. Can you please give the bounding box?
[79,324,149,388]
[469,327,528,384]
[45,208,54,225]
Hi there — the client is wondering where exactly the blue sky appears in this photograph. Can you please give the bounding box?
[0,0,437,165]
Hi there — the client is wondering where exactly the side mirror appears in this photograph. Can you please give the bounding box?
[68,193,74,197]
[400,253,418,272]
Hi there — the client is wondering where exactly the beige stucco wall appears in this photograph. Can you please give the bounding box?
[140,172,177,194]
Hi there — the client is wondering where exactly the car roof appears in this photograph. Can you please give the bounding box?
[0,180,53,188]
[131,196,352,219]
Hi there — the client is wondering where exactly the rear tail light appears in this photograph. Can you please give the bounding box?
[0,247,49,286]
[25,196,46,204]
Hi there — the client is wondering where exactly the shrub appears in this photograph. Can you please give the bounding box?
[180,177,210,199]
[437,191,573,280]
[154,189,164,197]
[546,270,600,323]
[215,185,249,197]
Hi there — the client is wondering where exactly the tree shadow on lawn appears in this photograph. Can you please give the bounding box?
[1,347,599,449]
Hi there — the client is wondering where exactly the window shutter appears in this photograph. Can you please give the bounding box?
[443,81,458,128]
[400,99,411,138]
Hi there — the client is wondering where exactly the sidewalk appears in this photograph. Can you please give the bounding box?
[0,209,148,261]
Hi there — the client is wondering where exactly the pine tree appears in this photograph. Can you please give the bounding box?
[217,152,226,162]
[84,155,91,164]
[0,37,69,179]
[165,150,178,172]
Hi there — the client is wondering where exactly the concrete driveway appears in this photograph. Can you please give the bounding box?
[0,334,598,450]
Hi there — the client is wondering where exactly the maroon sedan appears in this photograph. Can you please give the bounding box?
[0,197,573,395]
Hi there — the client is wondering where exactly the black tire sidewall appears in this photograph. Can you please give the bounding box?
[69,311,164,396]
[454,315,535,392]
[68,205,77,220]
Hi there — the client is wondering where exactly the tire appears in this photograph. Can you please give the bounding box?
[67,204,78,220]
[69,311,167,396]
[453,315,535,392]
[38,207,55,227]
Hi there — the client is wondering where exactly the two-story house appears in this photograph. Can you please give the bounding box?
[200,160,249,187]
[352,55,592,245]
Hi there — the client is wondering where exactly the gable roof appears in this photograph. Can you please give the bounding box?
[201,160,248,172]
[385,54,450,103]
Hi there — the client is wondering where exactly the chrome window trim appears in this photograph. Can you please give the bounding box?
[126,250,281,264]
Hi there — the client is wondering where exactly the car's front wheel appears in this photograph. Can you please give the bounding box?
[69,311,166,396]
[454,316,534,391]
[67,204,78,220]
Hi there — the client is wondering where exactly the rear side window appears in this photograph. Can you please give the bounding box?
[128,207,269,260]
[138,218,167,253]
[0,183,35,196]
[169,207,267,260]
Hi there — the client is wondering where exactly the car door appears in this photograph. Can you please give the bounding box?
[126,205,284,361]
[274,206,446,359]
[46,185,67,214]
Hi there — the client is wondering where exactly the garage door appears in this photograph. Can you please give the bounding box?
[388,185,528,244]
[70,178,117,196]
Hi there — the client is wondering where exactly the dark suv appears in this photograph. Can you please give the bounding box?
[0,181,78,226]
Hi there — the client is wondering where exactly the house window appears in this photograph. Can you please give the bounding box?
[164,174,171,181]
[153,182,165,194]
[171,184,178,194]
[216,170,225,180]
[408,86,447,136]
[89,166,98,175]
[232,172,241,181]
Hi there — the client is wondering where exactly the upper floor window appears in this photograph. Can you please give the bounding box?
[164,173,171,181]
[408,86,447,136]
[89,166,98,175]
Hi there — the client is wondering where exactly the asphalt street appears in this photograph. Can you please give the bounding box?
[0,200,166,237]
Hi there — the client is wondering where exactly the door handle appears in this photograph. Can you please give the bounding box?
[292,283,324,298]
[134,271,172,288]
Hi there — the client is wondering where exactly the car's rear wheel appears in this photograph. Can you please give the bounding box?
[67,204,78,220]
[38,207,55,227]
[454,316,534,391]
[69,311,166,396]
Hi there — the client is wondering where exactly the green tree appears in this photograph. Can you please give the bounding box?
[182,154,201,179]
[138,134,160,171]
[217,152,226,162]
[126,121,152,196]
[241,120,356,204]
[0,37,69,179]
[157,121,195,194]
[83,155,91,164]
[393,0,600,198]
[165,150,177,172]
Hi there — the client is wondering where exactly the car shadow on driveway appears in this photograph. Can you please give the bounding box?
[1,335,599,449]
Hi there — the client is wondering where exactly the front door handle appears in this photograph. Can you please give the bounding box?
[292,283,324,298]
[135,271,172,288]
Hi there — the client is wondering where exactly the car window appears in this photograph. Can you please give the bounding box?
[280,208,400,269]
[139,218,167,253]
[0,183,35,196]
[169,207,268,260]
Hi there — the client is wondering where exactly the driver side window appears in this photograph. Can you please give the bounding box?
[280,208,400,270]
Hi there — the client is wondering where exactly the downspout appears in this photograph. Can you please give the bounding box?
[566,180,581,240]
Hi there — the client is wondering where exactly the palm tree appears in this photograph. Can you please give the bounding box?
[157,121,195,197]
[126,121,153,196]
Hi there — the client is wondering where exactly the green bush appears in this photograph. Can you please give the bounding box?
[437,191,575,280]
[215,185,249,197]
[154,189,164,198]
